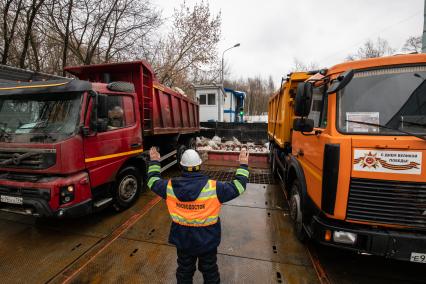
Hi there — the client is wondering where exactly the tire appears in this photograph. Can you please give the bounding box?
[113,167,142,211]
[289,180,308,242]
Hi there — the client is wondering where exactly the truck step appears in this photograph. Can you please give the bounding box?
[93,197,113,208]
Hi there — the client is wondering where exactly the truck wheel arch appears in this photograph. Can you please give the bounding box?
[118,155,148,188]
[286,157,309,215]
[286,156,320,230]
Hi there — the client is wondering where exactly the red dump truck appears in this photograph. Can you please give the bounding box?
[0,61,199,217]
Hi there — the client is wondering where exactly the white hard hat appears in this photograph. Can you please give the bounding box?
[180,149,202,167]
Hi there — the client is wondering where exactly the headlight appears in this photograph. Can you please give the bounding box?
[333,231,357,245]
[60,185,75,205]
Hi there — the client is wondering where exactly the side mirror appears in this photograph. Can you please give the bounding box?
[294,82,313,117]
[327,69,354,94]
[97,94,108,117]
[92,93,109,133]
[293,118,314,132]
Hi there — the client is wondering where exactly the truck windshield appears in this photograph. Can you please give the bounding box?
[337,66,426,136]
[0,92,82,143]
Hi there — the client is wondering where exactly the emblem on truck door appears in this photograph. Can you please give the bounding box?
[353,150,422,175]
[356,152,380,168]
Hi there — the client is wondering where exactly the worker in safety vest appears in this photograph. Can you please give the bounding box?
[147,147,249,284]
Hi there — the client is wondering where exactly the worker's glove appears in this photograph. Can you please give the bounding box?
[150,147,161,161]
[239,148,249,165]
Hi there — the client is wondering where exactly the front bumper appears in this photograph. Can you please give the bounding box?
[311,215,426,262]
[0,171,92,218]
[0,193,93,218]
[54,199,93,218]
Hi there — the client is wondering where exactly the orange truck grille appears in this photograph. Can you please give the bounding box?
[347,178,426,229]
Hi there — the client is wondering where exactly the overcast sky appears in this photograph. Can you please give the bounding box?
[153,0,424,85]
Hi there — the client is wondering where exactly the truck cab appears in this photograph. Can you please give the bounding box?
[269,54,426,262]
[0,61,199,218]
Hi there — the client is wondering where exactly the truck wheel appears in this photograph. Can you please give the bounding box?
[289,180,307,242]
[113,167,142,211]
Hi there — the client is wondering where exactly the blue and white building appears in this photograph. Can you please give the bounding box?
[194,84,246,122]
[223,88,246,122]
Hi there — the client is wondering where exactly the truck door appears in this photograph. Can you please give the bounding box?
[83,93,142,188]
[292,85,329,209]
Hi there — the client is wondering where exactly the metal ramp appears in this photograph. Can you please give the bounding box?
[51,183,319,283]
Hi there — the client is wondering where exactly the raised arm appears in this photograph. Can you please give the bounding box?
[146,147,168,199]
[216,149,250,203]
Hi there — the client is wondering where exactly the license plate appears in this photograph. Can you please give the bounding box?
[0,195,23,205]
[410,252,426,263]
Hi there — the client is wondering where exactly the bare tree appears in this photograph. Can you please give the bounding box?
[40,0,161,72]
[225,75,275,115]
[346,37,394,61]
[402,35,422,53]
[74,0,119,65]
[290,58,319,72]
[154,1,221,89]
[103,0,161,62]
[62,0,73,75]
[0,0,219,89]
[19,0,46,68]
[0,0,24,64]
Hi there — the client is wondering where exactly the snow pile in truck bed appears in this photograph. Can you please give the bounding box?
[196,136,269,153]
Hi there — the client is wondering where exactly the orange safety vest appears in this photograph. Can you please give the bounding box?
[166,179,221,227]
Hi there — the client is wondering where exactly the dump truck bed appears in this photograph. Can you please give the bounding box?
[268,72,309,148]
[151,82,199,135]
[65,61,199,136]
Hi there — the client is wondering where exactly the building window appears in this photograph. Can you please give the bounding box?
[199,94,206,105]
[208,93,216,105]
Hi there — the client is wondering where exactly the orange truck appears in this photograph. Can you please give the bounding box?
[268,54,426,262]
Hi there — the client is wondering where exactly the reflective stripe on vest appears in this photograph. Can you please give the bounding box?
[166,179,220,227]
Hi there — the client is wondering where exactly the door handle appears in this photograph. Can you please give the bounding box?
[130,143,142,149]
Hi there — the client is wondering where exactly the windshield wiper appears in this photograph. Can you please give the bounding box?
[346,119,426,141]
[18,120,48,130]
